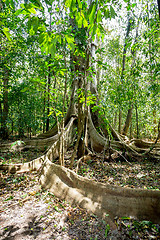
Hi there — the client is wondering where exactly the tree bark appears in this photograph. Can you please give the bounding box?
[43,79,47,133]
[1,0,160,225]
[118,109,122,134]
[113,111,117,129]
[1,69,9,139]
[121,17,132,79]
[135,103,139,139]
[122,106,133,136]
[46,64,51,132]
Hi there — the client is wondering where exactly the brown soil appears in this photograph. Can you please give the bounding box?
[0,149,160,239]
[0,172,160,240]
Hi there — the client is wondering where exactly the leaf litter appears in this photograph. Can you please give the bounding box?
[0,150,160,239]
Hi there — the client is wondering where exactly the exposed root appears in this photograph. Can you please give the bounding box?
[39,157,160,224]
[1,115,160,224]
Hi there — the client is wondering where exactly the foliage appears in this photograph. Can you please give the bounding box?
[0,0,159,139]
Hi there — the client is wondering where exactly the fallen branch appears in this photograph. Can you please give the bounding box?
[110,147,132,165]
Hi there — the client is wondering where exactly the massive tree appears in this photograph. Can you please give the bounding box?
[0,0,160,224]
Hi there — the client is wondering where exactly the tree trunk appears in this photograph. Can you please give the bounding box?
[113,111,117,129]
[1,0,160,225]
[129,118,132,139]
[1,69,9,140]
[46,65,51,132]
[46,10,52,132]
[122,106,133,136]
[43,80,47,133]
[121,15,140,137]
[153,109,157,135]
[121,17,132,79]
[118,109,122,133]
[135,103,139,139]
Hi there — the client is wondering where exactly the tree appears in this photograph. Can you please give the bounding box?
[1,0,160,223]
[1,0,159,160]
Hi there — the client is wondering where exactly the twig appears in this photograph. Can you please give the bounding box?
[0,197,31,213]
[110,147,132,165]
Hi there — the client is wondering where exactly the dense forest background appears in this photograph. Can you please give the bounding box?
[0,0,159,142]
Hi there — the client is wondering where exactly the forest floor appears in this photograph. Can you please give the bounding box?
[0,148,160,239]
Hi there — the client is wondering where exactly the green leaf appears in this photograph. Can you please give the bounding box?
[66,35,75,50]
[11,140,24,147]
[104,9,110,19]
[87,2,94,17]
[77,0,82,9]
[89,4,96,24]
[83,17,88,28]
[132,3,137,8]
[54,206,60,212]
[28,7,37,14]
[32,17,39,32]
[4,196,14,201]
[97,10,102,23]
[98,23,105,34]
[49,43,56,58]
[70,0,76,11]
[44,0,54,6]
[14,9,23,16]
[21,87,30,92]
[57,34,61,44]
[121,216,131,220]
[105,224,110,237]
[21,194,27,198]
[65,0,72,8]
[2,28,11,41]
[77,15,83,28]
[30,0,42,8]
[110,6,117,18]
[92,24,97,37]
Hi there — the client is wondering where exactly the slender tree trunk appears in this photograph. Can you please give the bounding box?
[59,50,68,166]
[113,111,117,129]
[11,120,13,136]
[122,15,140,137]
[46,65,51,132]
[153,109,157,135]
[1,69,9,139]
[130,118,132,139]
[43,80,47,133]
[121,17,132,79]
[46,10,52,132]
[122,106,133,136]
[77,69,85,159]
[135,103,139,139]
[118,109,122,133]
[118,17,132,136]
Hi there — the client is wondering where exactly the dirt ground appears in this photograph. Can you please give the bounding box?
[0,172,160,240]
[0,149,160,239]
